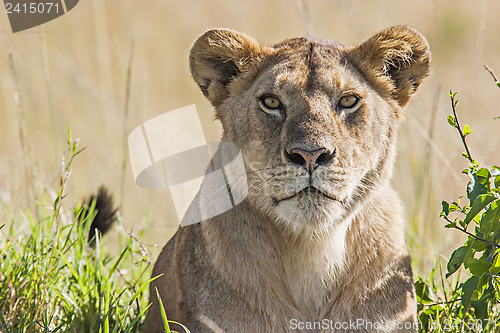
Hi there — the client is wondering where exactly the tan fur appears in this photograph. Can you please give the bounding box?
[144,26,430,332]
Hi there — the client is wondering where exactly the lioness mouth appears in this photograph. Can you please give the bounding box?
[278,185,340,203]
[301,186,319,194]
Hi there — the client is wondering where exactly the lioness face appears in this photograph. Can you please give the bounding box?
[224,46,395,234]
[190,27,430,235]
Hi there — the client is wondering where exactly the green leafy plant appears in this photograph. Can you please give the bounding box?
[416,69,500,332]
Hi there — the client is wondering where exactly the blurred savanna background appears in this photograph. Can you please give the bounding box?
[1,0,500,280]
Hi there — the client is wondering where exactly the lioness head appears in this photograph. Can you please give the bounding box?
[190,26,430,236]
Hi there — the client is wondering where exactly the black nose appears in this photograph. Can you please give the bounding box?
[284,147,334,172]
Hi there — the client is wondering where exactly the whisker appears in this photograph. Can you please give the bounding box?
[245,166,274,175]
[202,166,276,201]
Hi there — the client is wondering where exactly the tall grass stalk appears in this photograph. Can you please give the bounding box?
[292,0,315,38]
[8,52,33,207]
[120,41,135,207]
[40,26,60,163]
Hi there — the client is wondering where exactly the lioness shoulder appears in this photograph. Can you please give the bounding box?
[144,26,430,333]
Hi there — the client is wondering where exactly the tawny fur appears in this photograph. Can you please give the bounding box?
[144,26,430,333]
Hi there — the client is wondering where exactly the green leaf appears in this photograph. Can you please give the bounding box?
[449,202,462,214]
[446,246,469,278]
[461,275,479,309]
[467,168,491,202]
[450,203,460,212]
[471,297,489,321]
[472,273,490,301]
[467,258,491,276]
[441,201,450,216]
[497,82,500,88]
[470,239,487,252]
[463,124,473,136]
[495,175,500,189]
[479,200,500,234]
[447,115,457,127]
[418,312,430,332]
[414,280,433,304]
[490,257,500,276]
[477,167,491,178]
[464,194,496,226]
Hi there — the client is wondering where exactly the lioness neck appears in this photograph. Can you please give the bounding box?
[200,183,405,315]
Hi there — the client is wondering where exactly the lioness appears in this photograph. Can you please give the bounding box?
[144,26,430,332]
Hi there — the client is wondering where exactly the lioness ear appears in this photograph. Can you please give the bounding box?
[190,29,268,106]
[347,25,431,106]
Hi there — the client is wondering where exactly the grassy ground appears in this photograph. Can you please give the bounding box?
[0,136,154,332]
[1,0,500,331]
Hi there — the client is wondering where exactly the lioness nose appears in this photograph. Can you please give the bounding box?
[285,147,334,172]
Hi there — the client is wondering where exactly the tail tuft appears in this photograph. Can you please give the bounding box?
[81,186,118,245]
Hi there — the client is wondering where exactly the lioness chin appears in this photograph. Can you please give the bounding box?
[144,26,430,333]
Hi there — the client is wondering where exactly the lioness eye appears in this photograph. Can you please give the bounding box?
[261,96,281,109]
[339,95,359,109]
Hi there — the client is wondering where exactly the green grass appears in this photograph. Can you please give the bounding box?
[155,288,190,333]
[0,133,155,333]
[0,207,153,332]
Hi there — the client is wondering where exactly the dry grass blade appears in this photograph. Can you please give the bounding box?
[292,0,315,38]
[120,41,135,206]
[8,52,33,206]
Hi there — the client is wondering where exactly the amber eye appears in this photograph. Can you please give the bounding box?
[261,96,281,110]
[339,95,360,109]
